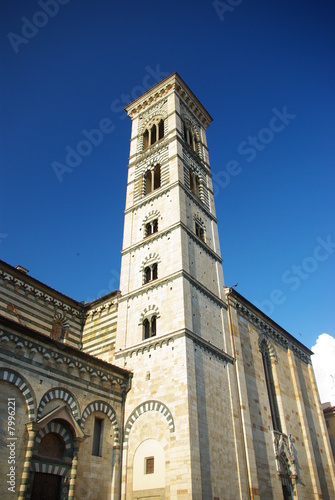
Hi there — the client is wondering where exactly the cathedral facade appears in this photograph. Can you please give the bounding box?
[0,73,334,499]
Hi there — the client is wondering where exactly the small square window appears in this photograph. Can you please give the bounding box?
[145,456,154,474]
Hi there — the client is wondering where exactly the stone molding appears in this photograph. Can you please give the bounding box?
[37,388,80,420]
[123,400,175,445]
[0,268,82,317]
[85,299,118,320]
[35,420,73,454]
[0,329,130,391]
[0,367,35,421]
[115,328,233,366]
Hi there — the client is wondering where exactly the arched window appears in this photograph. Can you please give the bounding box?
[143,316,157,339]
[183,120,198,153]
[144,165,161,196]
[143,129,149,149]
[154,164,161,190]
[143,118,165,150]
[145,219,158,237]
[151,124,157,145]
[145,170,153,195]
[144,263,158,284]
[261,340,282,432]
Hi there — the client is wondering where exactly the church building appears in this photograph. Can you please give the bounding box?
[0,73,334,499]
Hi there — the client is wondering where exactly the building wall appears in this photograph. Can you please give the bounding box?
[226,289,335,499]
[0,261,131,499]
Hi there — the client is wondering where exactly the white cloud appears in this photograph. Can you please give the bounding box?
[311,333,335,406]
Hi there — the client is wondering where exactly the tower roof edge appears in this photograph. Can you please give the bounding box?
[124,71,213,128]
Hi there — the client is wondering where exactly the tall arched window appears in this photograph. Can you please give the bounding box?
[183,120,198,153]
[151,124,157,145]
[261,340,282,432]
[145,165,161,195]
[158,119,164,140]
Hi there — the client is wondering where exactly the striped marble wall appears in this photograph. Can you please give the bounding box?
[0,260,83,349]
[83,291,120,363]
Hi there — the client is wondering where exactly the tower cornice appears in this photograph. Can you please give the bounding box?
[124,72,213,128]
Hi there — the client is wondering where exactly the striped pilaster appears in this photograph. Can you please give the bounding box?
[68,446,79,500]
[17,424,36,499]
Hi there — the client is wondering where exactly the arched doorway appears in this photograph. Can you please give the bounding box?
[30,425,72,500]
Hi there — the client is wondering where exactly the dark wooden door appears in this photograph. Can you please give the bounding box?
[31,472,62,500]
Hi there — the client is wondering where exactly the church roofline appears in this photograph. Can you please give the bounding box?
[0,259,119,310]
[224,286,313,356]
[124,72,213,127]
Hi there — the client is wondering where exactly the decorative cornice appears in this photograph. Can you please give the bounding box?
[86,299,118,320]
[0,327,131,392]
[125,73,212,128]
[115,328,233,366]
[0,268,82,318]
[231,300,311,364]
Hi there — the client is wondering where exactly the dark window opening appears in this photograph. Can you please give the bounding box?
[183,121,197,153]
[154,164,161,189]
[151,124,157,145]
[145,170,152,195]
[92,417,104,457]
[145,219,158,237]
[195,222,205,242]
[145,456,154,474]
[145,219,159,237]
[143,316,157,339]
[144,264,158,284]
[144,165,161,196]
[144,319,150,339]
[152,263,158,280]
[158,119,164,140]
[143,120,164,150]
[143,129,149,149]
[261,342,282,432]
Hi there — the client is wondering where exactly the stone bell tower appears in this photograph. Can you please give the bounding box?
[115,73,245,499]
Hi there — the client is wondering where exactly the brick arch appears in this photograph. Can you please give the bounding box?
[0,368,35,421]
[124,400,175,444]
[139,305,160,325]
[259,333,278,361]
[35,421,73,454]
[81,400,120,445]
[37,388,80,420]
[142,210,160,225]
[140,253,161,271]
[141,112,167,135]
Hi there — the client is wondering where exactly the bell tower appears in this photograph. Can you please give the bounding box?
[115,73,241,499]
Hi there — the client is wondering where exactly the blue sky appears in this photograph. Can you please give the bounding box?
[1,0,334,355]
